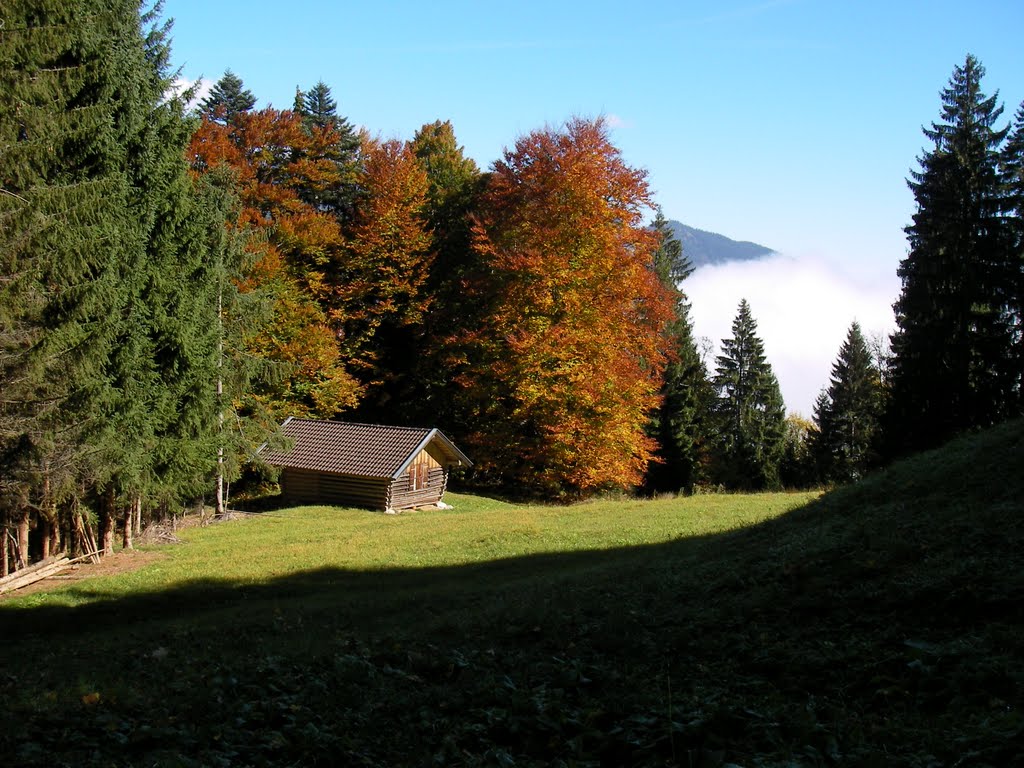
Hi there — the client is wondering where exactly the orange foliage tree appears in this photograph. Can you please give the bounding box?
[334,137,433,410]
[189,109,361,420]
[446,117,676,496]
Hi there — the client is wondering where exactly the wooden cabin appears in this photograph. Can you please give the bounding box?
[257,418,473,512]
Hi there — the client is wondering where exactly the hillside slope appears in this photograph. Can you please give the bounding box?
[2,420,1022,766]
[666,219,775,268]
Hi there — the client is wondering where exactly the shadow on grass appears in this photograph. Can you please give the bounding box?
[2,420,1023,768]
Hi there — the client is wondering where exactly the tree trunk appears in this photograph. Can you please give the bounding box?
[216,286,225,517]
[122,502,133,550]
[1,512,8,578]
[133,496,142,539]
[40,517,51,560]
[100,487,115,556]
[16,506,30,569]
[50,517,61,558]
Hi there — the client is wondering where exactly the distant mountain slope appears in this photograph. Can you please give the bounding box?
[666,219,774,269]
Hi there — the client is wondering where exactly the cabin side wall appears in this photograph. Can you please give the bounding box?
[280,468,391,510]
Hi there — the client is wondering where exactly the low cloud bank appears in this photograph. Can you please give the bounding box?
[684,253,899,416]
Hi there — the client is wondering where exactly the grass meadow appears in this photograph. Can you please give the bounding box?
[2,419,1022,766]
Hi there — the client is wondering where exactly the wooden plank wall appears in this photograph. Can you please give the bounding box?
[390,467,448,510]
[281,468,391,510]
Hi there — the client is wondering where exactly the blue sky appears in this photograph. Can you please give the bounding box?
[164,0,1024,414]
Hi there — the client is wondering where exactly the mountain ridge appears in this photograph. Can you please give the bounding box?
[665,219,775,269]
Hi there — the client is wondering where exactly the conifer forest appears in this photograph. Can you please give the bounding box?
[2,3,1023,577]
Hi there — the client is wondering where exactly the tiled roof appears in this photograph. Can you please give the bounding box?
[258,418,471,478]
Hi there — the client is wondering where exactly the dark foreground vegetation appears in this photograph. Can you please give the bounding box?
[2,419,1022,767]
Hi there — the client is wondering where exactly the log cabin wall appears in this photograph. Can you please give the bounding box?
[281,468,392,510]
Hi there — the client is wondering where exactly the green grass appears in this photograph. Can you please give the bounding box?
[4,490,815,609]
[2,421,1023,767]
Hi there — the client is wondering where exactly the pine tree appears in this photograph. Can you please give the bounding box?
[645,211,713,494]
[711,300,786,490]
[199,69,256,124]
[888,54,1016,455]
[811,322,883,483]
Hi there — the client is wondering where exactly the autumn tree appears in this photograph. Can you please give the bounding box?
[711,300,786,490]
[645,211,714,494]
[887,55,1017,455]
[408,120,483,424]
[779,413,817,488]
[189,108,361,424]
[447,117,675,496]
[811,322,883,483]
[336,138,433,416]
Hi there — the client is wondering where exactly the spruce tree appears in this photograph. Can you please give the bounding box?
[711,299,786,490]
[811,322,883,483]
[293,80,360,217]
[888,54,1015,455]
[1001,102,1024,409]
[199,69,256,124]
[645,211,713,494]
[0,0,140,555]
[1,1,231,558]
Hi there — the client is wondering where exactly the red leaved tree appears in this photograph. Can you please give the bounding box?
[189,109,361,420]
[446,117,676,496]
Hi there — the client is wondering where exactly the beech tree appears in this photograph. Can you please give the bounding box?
[337,137,433,416]
[888,55,1017,455]
[448,118,675,496]
[711,300,786,490]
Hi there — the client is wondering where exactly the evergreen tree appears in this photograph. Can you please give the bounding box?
[0,0,142,557]
[711,300,786,490]
[199,69,256,124]
[811,322,883,483]
[888,55,1016,455]
[410,120,483,425]
[645,211,713,494]
[1001,102,1024,408]
[292,80,360,216]
[779,413,816,489]
[1,1,232,561]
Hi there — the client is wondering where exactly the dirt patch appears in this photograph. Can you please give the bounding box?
[0,549,168,601]
[0,512,256,601]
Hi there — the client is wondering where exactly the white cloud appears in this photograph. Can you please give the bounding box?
[605,113,632,130]
[684,253,899,417]
[166,76,214,111]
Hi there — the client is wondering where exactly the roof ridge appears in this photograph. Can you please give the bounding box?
[287,418,433,433]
